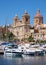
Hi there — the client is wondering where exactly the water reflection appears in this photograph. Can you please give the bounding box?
[0,55,46,65]
[4,55,23,60]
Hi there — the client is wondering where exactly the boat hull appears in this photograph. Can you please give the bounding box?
[4,51,23,57]
[24,52,35,56]
[35,51,44,56]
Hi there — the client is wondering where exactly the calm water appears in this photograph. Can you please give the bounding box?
[0,55,46,65]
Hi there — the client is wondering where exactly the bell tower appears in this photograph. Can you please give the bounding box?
[34,9,43,27]
[22,10,30,25]
[22,10,30,38]
[13,15,19,27]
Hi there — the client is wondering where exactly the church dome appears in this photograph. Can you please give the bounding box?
[34,9,43,18]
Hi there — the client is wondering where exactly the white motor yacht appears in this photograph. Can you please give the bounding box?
[23,48,36,56]
[4,44,23,57]
[18,44,36,56]
[30,44,44,56]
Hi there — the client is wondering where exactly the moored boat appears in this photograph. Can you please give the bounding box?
[40,44,46,54]
[23,48,36,56]
[4,44,23,57]
[35,48,44,56]
[30,44,44,56]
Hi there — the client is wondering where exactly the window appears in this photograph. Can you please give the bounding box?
[36,20,38,22]
[26,17,28,21]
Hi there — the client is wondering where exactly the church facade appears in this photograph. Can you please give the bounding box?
[9,10,46,41]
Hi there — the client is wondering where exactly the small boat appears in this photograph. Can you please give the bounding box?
[35,48,44,56]
[4,44,23,57]
[30,44,44,56]
[1,42,10,50]
[23,48,36,56]
[40,44,46,53]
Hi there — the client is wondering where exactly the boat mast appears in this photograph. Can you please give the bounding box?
[5,18,8,42]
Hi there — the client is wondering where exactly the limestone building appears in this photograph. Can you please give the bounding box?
[33,10,46,40]
[9,10,32,40]
[9,10,46,41]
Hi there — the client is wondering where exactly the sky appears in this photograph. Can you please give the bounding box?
[0,0,46,26]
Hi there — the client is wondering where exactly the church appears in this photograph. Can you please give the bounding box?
[8,9,46,41]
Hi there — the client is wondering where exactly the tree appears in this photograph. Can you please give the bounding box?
[2,33,7,41]
[28,35,35,42]
[21,38,28,42]
[8,32,14,41]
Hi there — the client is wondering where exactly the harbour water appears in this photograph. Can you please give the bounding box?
[0,55,46,65]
